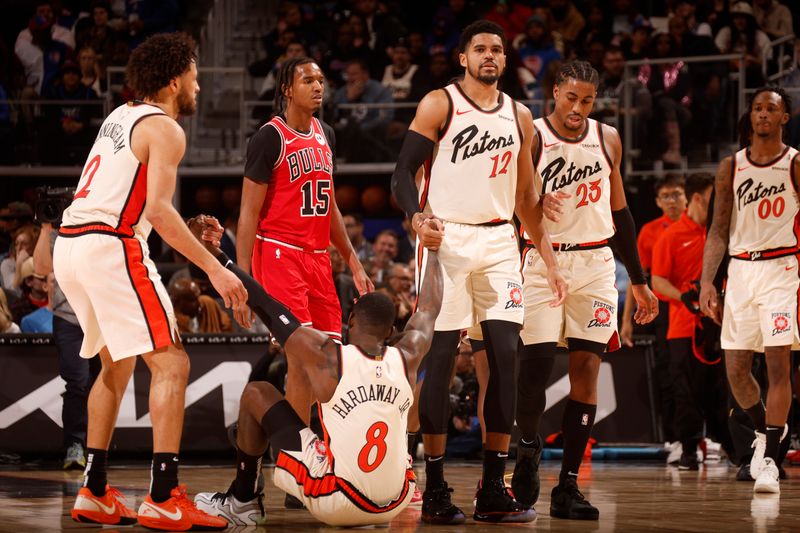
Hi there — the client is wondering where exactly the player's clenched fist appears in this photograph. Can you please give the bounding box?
[413,212,445,251]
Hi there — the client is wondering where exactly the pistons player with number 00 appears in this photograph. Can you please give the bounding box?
[700,87,800,495]
[237,58,373,426]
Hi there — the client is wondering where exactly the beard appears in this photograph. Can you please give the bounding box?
[469,62,503,86]
[176,89,197,116]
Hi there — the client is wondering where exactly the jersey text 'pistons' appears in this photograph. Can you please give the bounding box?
[421,83,521,224]
[531,116,614,244]
[728,146,800,256]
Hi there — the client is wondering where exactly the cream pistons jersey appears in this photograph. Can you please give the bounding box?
[319,344,413,504]
[531,116,615,244]
[728,146,799,256]
[61,101,167,239]
[420,83,521,224]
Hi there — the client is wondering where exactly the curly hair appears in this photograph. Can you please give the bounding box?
[126,32,197,99]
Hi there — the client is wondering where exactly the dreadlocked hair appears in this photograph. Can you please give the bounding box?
[555,60,599,88]
[738,86,793,149]
[272,56,315,117]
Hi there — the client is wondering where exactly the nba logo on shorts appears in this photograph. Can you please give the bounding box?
[581,414,589,426]
[275,249,281,259]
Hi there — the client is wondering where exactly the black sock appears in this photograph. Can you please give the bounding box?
[744,401,767,433]
[424,454,444,490]
[84,448,108,497]
[150,453,179,503]
[407,432,418,458]
[559,399,596,484]
[765,425,783,462]
[233,449,262,502]
[482,450,506,484]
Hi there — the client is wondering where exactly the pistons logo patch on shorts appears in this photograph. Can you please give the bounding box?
[772,312,791,336]
[314,439,328,462]
[505,282,523,310]
[588,301,614,328]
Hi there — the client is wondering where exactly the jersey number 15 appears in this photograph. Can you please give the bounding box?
[300,180,331,216]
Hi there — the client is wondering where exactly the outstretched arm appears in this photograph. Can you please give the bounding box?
[393,248,444,373]
[699,157,734,324]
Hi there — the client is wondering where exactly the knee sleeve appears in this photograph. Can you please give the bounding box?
[419,330,461,435]
[516,343,557,440]
[481,320,522,434]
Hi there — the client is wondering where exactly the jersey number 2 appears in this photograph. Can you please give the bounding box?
[301,180,331,216]
[73,155,101,200]
[357,421,388,473]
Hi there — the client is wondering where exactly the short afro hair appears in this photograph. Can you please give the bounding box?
[458,19,506,53]
[352,292,397,333]
[126,32,197,99]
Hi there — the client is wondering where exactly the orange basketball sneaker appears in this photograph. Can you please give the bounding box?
[137,485,228,531]
[71,485,138,525]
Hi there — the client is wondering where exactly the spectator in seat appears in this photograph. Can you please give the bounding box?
[10,256,48,325]
[0,202,34,262]
[549,0,586,52]
[752,0,793,40]
[75,1,129,71]
[41,61,100,165]
[382,38,420,128]
[333,59,393,162]
[2,224,38,295]
[343,214,372,262]
[622,15,654,60]
[77,46,105,97]
[639,32,692,166]
[15,1,75,55]
[15,14,72,96]
[328,245,357,328]
[409,52,453,100]
[364,229,399,284]
[673,1,713,37]
[516,15,562,114]
[714,2,770,87]
[593,45,652,136]
[170,278,233,334]
[0,288,20,333]
[384,263,415,329]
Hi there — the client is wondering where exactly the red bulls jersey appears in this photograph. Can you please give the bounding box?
[250,115,334,251]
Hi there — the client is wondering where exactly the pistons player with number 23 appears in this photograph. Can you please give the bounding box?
[237,58,373,428]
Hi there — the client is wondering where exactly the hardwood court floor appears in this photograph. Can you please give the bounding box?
[0,461,798,532]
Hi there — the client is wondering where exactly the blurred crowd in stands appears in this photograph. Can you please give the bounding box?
[0,1,798,166]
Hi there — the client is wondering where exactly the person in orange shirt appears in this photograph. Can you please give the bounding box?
[620,174,685,448]
[651,173,731,469]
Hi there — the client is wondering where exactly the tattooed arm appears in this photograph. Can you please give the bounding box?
[699,156,734,325]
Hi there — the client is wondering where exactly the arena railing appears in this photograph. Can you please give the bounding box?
[621,53,745,181]
[762,33,796,83]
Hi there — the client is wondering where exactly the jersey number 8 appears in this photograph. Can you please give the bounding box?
[357,421,388,473]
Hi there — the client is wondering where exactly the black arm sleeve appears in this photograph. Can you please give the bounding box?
[390,130,435,220]
[244,124,281,184]
[610,207,646,285]
[216,253,302,344]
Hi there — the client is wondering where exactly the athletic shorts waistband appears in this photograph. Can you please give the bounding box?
[731,246,799,261]
[59,223,134,239]
[256,234,327,253]
[525,239,609,252]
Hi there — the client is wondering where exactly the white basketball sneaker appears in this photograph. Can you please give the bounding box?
[194,487,267,526]
[753,458,780,494]
[749,432,767,480]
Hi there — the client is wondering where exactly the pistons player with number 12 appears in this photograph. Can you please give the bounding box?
[238,58,373,424]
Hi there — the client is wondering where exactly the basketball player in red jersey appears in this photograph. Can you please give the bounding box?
[237,58,373,427]
[55,33,246,530]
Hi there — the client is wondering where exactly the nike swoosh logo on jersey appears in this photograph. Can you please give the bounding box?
[604,256,613,262]
[737,165,749,171]
[285,137,298,144]
[544,141,559,148]
[455,109,472,115]
[786,266,794,271]
[682,240,697,248]
[141,501,183,521]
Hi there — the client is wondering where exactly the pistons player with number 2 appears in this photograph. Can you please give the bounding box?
[700,87,800,495]
[237,58,373,426]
